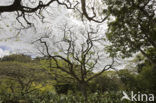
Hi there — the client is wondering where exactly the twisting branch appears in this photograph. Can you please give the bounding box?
[34,36,51,57]
[0,0,78,25]
[33,34,81,82]
[0,0,54,13]
[0,0,108,24]
[80,0,109,23]
[86,58,115,82]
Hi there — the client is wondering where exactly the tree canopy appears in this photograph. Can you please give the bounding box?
[106,0,156,64]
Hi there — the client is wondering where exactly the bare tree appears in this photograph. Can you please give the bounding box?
[34,24,114,101]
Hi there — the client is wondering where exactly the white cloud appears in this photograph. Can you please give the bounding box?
[0,48,10,58]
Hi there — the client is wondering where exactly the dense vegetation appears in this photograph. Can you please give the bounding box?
[0,54,155,103]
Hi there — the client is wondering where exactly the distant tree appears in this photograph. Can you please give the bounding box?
[118,53,156,93]
[117,69,137,90]
[90,71,123,93]
[106,0,156,64]
[137,63,156,95]
[1,54,31,62]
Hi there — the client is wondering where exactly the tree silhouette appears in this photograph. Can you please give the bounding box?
[0,0,108,24]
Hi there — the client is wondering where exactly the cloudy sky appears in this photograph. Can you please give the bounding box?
[0,1,107,56]
[0,0,74,56]
[0,0,128,70]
